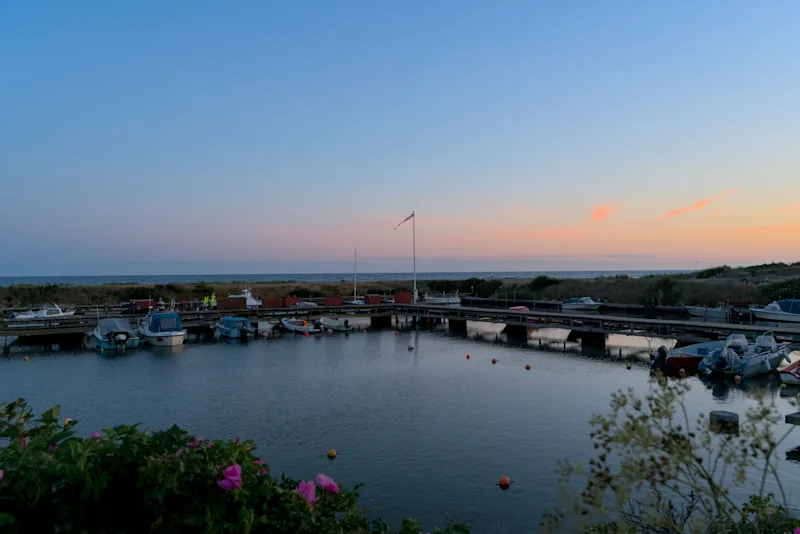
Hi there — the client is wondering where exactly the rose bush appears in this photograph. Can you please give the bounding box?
[0,399,467,534]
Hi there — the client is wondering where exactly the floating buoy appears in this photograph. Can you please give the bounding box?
[466,354,470,359]
[626,363,631,370]
[23,357,29,361]
[734,375,742,383]
[408,345,414,351]
[394,331,398,336]
[303,331,310,336]
[780,383,787,389]
[525,364,531,370]
[99,348,104,353]
[679,368,687,378]
[362,330,367,334]
[498,475,511,490]
[327,329,333,335]
[327,449,337,459]
[492,358,497,364]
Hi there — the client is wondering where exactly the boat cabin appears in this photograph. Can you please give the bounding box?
[147,312,183,333]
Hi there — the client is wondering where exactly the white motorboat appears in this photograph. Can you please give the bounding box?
[320,316,353,332]
[211,317,256,339]
[698,332,790,378]
[299,301,318,308]
[281,317,322,334]
[136,311,187,346]
[561,297,602,312]
[92,318,140,351]
[686,302,728,321]
[424,293,461,306]
[227,287,262,309]
[750,300,800,323]
[11,304,76,321]
[779,359,800,386]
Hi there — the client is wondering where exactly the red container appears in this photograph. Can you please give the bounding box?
[261,298,282,309]
[129,299,155,313]
[282,296,301,307]
[364,295,382,305]
[394,291,412,304]
[324,296,343,306]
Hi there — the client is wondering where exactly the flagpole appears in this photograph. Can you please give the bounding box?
[412,211,416,304]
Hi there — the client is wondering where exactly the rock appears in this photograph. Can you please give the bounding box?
[710,410,739,434]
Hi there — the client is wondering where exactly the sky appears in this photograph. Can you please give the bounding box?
[1,1,799,276]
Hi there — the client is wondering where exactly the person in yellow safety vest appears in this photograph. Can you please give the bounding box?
[210,293,217,309]
[203,296,209,309]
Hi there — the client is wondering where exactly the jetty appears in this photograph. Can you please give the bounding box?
[3,303,800,353]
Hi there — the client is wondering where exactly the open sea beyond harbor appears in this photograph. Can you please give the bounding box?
[1,324,799,532]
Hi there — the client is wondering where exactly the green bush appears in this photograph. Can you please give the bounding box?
[527,275,560,293]
[761,279,800,302]
[192,283,215,298]
[694,266,732,279]
[0,399,467,534]
[541,378,800,533]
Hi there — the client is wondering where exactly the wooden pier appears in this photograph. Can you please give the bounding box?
[2,304,800,351]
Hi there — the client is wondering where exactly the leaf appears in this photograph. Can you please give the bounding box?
[39,405,60,425]
[0,513,15,526]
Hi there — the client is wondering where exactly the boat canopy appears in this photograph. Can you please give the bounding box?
[724,333,748,353]
[221,317,250,328]
[777,300,800,314]
[97,318,136,335]
[148,312,182,333]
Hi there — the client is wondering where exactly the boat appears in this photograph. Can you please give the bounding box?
[227,287,262,309]
[779,359,800,386]
[11,304,76,321]
[299,301,318,308]
[281,317,322,334]
[424,292,461,306]
[561,297,602,312]
[320,316,353,332]
[136,311,187,346]
[212,317,256,339]
[92,318,140,351]
[650,340,725,374]
[697,333,790,378]
[750,300,800,323]
[686,302,728,321]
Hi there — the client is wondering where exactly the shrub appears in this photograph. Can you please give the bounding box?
[541,377,799,533]
[527,275,560,293]
[192,283,215,298]
[0,399,468,534]
[762,279,800,302]
[694,266,732,279]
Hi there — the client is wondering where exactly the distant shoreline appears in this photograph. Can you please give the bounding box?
[0,270,690,287]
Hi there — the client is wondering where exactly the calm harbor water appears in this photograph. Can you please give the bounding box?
[1,327,799,532]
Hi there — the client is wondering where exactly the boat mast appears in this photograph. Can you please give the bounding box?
[353,249,357,302]
[412,211,416,304]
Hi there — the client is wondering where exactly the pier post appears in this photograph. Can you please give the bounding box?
[370,315,392,329]
[448,319,467,335]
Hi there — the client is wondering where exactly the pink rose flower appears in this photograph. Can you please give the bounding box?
[315,473,340,494]
[297,480,318,504]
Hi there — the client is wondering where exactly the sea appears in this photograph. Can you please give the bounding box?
[0,270,689,287]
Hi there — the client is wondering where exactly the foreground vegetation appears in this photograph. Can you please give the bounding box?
[1,262,798,308]
[0,399,466,533]
[542,377,800,533]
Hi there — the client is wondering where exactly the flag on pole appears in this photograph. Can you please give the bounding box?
[394,211,414,230]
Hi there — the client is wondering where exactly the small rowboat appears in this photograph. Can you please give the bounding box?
[281,317,322,334]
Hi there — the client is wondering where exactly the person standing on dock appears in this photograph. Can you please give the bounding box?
[210,293,217,309]
[203,296,209,309]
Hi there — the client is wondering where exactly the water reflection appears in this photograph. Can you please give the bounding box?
[697,373,783,400]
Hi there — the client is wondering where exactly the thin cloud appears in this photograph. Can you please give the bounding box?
[774,203,800,215]
[591,205,617,222]
[658,188,739,221]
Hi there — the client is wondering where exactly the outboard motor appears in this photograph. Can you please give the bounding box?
[115,332,128,352]
[651,346,668,370]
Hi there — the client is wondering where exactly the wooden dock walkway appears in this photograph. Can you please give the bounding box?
[2,304,799,346]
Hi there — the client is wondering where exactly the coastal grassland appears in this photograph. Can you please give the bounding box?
[0,262,797,308]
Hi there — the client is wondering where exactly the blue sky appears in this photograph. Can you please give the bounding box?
[2,1,798,276]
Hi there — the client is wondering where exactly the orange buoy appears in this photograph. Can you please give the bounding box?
[525,364,531,370]
[498,475,511,489]
[734,375,742,383]
[492,358,497,364]
[24,357,29,361]
[466,354,470,360]
[679,368,687,378]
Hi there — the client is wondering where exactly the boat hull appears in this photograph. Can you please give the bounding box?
[424,298,461,306]
[93,335,140,351]
[751,310,800,323]
[780,371,800,386]
[281,318,321,334]
[320,317,353,332]
[686,307,727,320]
[140,332,187,346]
[561,303,602,311]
